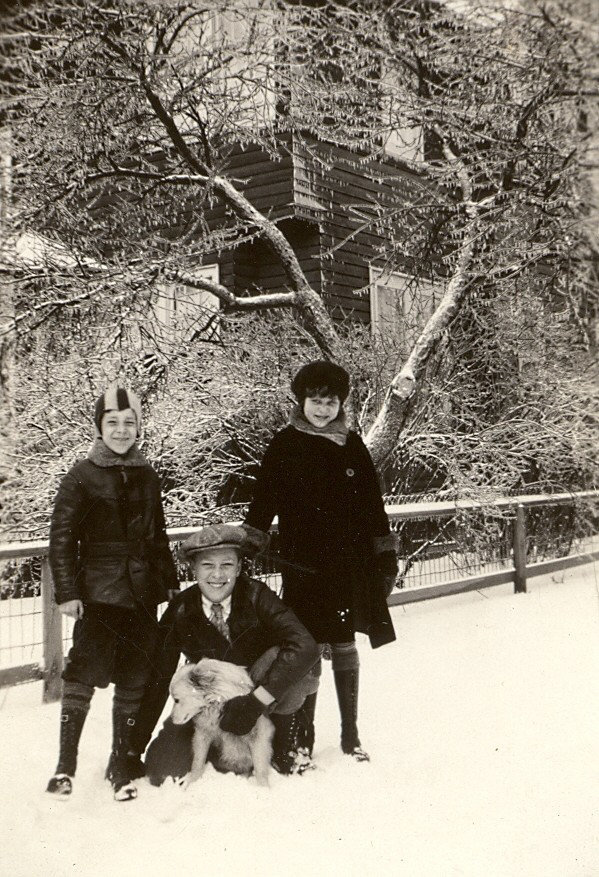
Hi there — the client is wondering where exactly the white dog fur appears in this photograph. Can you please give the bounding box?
[169,658,274,786]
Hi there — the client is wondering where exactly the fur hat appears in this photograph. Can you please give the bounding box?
[179,523,269,563]
[291,361,350,403]
[94,387,142,437]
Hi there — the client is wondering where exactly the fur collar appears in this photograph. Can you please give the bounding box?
[87,438,148,468]
[289,404,349,446]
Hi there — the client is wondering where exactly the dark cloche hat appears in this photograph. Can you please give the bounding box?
[291,360,350,403]
[179,523,269,563]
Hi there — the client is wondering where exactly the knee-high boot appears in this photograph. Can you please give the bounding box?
[106,686,145,801]
[47,682,94,796]
[333,668,370,762]
[46,708,89,795]
[270,711,315,776]
[105,711,139,801]
[300,691,318,756]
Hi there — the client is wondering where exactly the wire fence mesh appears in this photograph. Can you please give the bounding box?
[1,494,597,684]
[0,557,75,673]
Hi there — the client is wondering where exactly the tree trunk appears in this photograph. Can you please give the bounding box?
[365,225,477,468]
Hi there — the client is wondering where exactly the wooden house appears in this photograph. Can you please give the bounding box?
[158,130,441,357]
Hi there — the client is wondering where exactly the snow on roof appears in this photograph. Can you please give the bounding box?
[0,230,102,272]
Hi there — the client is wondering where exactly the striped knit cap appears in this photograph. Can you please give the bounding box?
[94,387,142,437]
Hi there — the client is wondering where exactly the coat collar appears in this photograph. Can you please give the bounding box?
[289,405,349,446]
[87,438,148,468]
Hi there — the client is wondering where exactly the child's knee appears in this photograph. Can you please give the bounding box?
[330,642,359,672]
[63,659,111,690]
[249,646,280,684]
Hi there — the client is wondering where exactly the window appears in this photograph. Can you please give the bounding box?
[153,264,221,342]
[369,266,441,351]
[382,120,424,164]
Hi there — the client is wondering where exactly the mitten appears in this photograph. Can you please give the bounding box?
[219,693,265,736]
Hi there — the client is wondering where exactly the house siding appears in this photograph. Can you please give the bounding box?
[170,133,424,326]
[292,135,423,323]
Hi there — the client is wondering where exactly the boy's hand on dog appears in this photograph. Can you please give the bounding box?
[59,599,84,619]
[219,693,265,736]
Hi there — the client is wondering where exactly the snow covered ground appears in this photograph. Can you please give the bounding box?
[1,564,597,877]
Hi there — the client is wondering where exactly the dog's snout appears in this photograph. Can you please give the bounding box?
[171,707,191,725]
[170,694,192,725]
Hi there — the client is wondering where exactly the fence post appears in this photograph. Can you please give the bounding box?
[41,558,63,703]
[513,503,527,594]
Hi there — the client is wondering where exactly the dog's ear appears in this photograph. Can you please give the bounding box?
[188,666,228,707]
[188,666,214,692]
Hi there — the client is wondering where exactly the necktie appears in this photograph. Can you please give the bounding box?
[210,602,230,641]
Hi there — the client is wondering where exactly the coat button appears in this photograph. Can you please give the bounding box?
[346,468,355,477]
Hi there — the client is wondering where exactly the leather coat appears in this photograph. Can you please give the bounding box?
[49,458,178,609]
[133,573,320,753]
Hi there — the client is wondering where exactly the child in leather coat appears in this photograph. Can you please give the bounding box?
[46,387,178,801]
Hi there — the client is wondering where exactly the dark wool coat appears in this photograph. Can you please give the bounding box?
[49,459,178,609]
[245,426,396,648]
[133,573,320,753]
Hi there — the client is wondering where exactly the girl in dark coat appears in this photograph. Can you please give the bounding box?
[245,361,398,762]
[46,387,178,801]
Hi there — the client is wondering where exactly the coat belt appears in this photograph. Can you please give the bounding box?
[83,540,153,558]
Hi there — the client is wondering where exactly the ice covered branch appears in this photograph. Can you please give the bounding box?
[365,140,483,466]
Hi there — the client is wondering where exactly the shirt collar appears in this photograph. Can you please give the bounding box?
[201,594,232,621]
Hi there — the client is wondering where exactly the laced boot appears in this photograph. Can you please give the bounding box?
[271,711,315,776]
[333,668,370,762]
[105,713,139,801]
[46,708,88,797]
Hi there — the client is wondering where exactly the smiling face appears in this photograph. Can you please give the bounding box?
[192,547,242,603]
[303,393,341,429]
[100,408,138,455]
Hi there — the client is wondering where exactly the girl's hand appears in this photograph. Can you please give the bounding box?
[59,599,84,619]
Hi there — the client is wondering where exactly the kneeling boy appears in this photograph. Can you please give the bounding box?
[131,523,321,780]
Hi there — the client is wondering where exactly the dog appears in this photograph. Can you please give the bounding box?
[166,658,274,787]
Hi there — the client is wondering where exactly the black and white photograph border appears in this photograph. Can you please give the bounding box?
[1,1,598,875]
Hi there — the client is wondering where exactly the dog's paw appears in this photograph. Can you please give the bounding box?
[113,781,138,802]
[160,774,189,791]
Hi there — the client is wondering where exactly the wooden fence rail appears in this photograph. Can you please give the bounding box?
[0,490,597,702]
